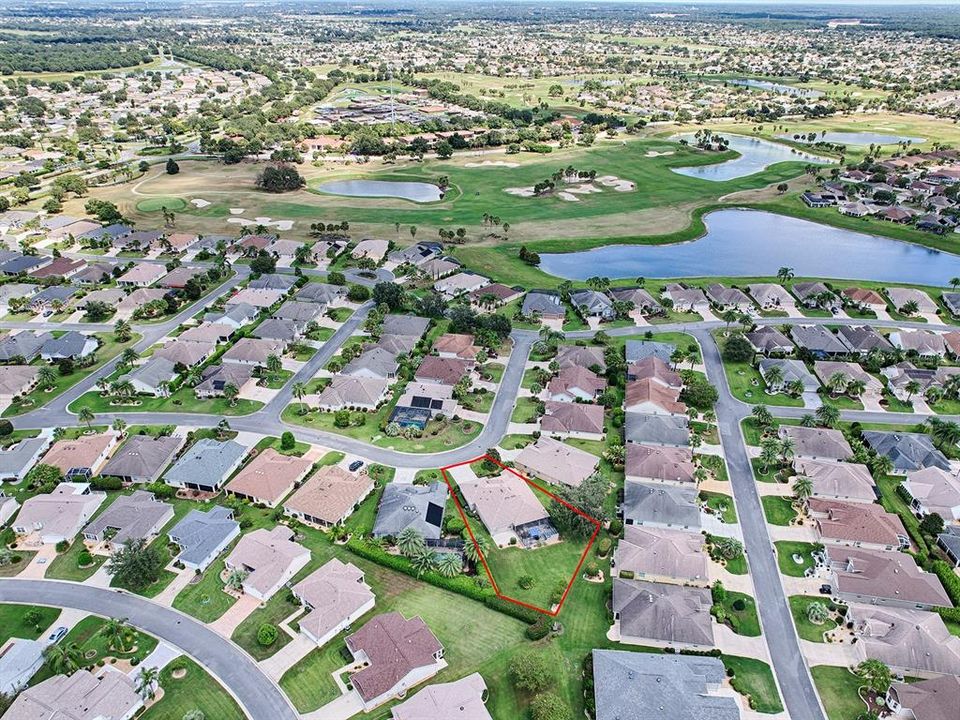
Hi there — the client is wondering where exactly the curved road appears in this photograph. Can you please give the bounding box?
[0,580,298,720]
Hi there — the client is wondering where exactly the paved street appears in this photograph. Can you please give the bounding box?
[0,580,298,720]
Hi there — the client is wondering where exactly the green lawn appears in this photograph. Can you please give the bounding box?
[811,666,866,720]
[720,354,804,407]
[510,396,542,423]
[700,491,737,524]
[172,558,237,623]
[715,590,761,637]
[699,453,728,481]
[0,603,60,645]
[231,592,301,661]
[141,656,245,720]
[723,655,784,714]
[45,538,106,582]
[69,385,263,416]
[775,541,821,577]
[483,538,592,611]
[761,496,798,526]
[789,596,838,643]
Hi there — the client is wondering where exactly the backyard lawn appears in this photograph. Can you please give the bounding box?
[811,666,866,720]
[761,496,798,526]
[789,596,838,643]
[231,591,301,661]
[141,656,245,720]
[482,537,594,612]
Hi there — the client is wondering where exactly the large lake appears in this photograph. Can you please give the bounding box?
[538,209,960,284]
[316,179,443,202]
[729,78,823,98]
[671,134,830,182]
[778,131,926,146]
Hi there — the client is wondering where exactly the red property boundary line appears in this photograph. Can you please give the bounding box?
[440,454,601,617]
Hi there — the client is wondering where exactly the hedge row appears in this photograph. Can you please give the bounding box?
[932,560,960,606]
[345,537,539,624]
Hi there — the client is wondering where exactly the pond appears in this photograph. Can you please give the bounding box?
[671,134,830,182]
[537,209,960,284]
[778,131,926,146]
[729,78,823,98]
[316,179,443,203]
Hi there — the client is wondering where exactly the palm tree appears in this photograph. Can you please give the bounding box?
[114,319,132,342]
[846,379,866,398]
[786,379,805,397]
[216,418,231,440]
[764,364,784,392]
[712,536,744,560]
[815,403,840,428]
[120,348,139,367]
[778,436,795,464]
[800,414,817,428]
[136,665,160,700]
[78,406,95,432]
[752,404,773,428]
[44,642,83,675]
[927,418,960,450]
[950,277,960,291]
[435,552,463,578]
[777,267,795,283]
[827,372,848,398]
[265,354,282,382]
[721,309,738,330]
[462,533,489,565]
[409,547,436,578]
[37,366,57,391]
[396,527,425,557]
[292,382,308,414]
[759,439,779,475]
[222,383,239,407]
[112,419,128,438]
[793,475,814,505]
[101,617,131,652]
[905,379,922,402]
[870,453,894,478]
[806,601,830,624]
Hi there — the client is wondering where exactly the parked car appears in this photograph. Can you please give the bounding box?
[818,584,832,595]
[47,626,67,644]
[349,459,364,472]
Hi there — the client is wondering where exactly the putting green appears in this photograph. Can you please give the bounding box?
[136,196,186,213]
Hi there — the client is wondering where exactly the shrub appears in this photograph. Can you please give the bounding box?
[55,540,69,553]
[596,537,612,558]
[256,623,279,647]
[91,476,123,491]
[280,431,296,451]
[732,598,746,612]
[518,575,536,590]
[618,570,635,580]
[77,550,93,567]
[0,420,12,437]
[347,285,370,302]
[525,614,551,640]
[608,519,623,536]
[444,516,465,534]
[509,650,555,692]
[585,561,600,577]
[932,560,960,606]
[531,692,571,720]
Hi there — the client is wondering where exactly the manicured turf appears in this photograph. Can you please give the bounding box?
[723,655,784,714]
[45,538,106,582]
[761,496,798,526]
[700,490,737,524]
[0,603,60,646]
[69,386,264,416]
[775,541,820,577]
[721,357,804,407]
[136,196,187,213]
[788,596,838,642]
[715,590,761,637]
[141,656,245,720]
[811,665,866,720]
[171,558,238,623]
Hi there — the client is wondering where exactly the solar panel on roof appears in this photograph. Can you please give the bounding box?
[430,399,443,409]
[410,396,431,409]
[425,502,443,528]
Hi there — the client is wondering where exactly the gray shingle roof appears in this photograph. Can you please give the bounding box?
[83,490,173,545]
[168,506,238,568]
[99,435,183,482]
[624,413,690,446]
[625,340,675,364]
[164,439,246,489]
[372,482,448,540]
[862,431,951,473]
[622,480,700,528]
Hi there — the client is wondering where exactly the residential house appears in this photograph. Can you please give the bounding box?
[625,340,675,365]
[514,435,599,487]
[887,287,939,315]
[569,289,615,320]
[168,506,240,571]
[521,291,565,321]
[157,265,204,289]
[28,286,74,312]
[40,332,98,362]
[808,498,909,551]
[661,284,710,313]
[351,239,389,262]
[314,375,390,411]
[862,431,951,474]
[556,345,606,371]
[116,263,166,288]
[253,318,301,344]
[546,365,606,402]
[612,579,714,650]
[5,669,143,720]
[624,379,686,416]
[790,325,850,357]
[758,358,820,393]
[705,284,753,312]
[780,425,852,462]
[887,675,960,720]
[827,547,952,610]
[794,459,877,504]
[12,483,106,545]
[626,444,696,486]
[608,287,664,317]
[225,448,313,508]
[612,525,707,585]
[0,366,38,402]
[178,323,234,345]
[41,432,118,479]
[841,288,888,314]
[457,470,554,547]
[292,558,376,647]
[342,347,399,381]
[793,281,840,311]
[0,331,52,363]
[0,639,44,697]
[194,363,256,399]
[468,282,523,310]
[745,326,794,355]
[889,330,947,358]
[414,356,473,386]
[274,300,324,326]
[592,651,739,720]
[29,256,86,281]
[434,272,489,298]
[540,401,605,440]
[621,481,701,531]
[903,466,960,521]
[392,673,492,720]
[813,361,883,401]
[154,338,215,367]
[206,302,259,330]
[624,413,690,447]
[345,612,445,711]
[391,382,457,426]
[121,356,178,397]
[223,526,310,601]
[226,287,284,310]
[248,273,299,292]
[295,282,347,306]
[747,283,796,311]
[0,433,51,483]
[82,490,174,551]
[627,357,681,387]
[372,482,448,541]
[283,465,374,527]
[163,438,247,493]
[850,606,960,678]
[222,338,285,366]
[433,333,480,360]
[99,434,184,484]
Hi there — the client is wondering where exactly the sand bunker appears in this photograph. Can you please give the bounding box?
[504,187,536,197]
[557,192,580,202]
[566,184,602,195]
[464,160,520,168]
[229,208,245,215]
[596,175,636,191]
[191,198,211,208]
[645,150,675,157]
[227,216,294,231]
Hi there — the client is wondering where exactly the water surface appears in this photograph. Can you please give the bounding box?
[316,179,443,203]
[671,134,830,182]
[538,209,960,284]
[729,78,823,98]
